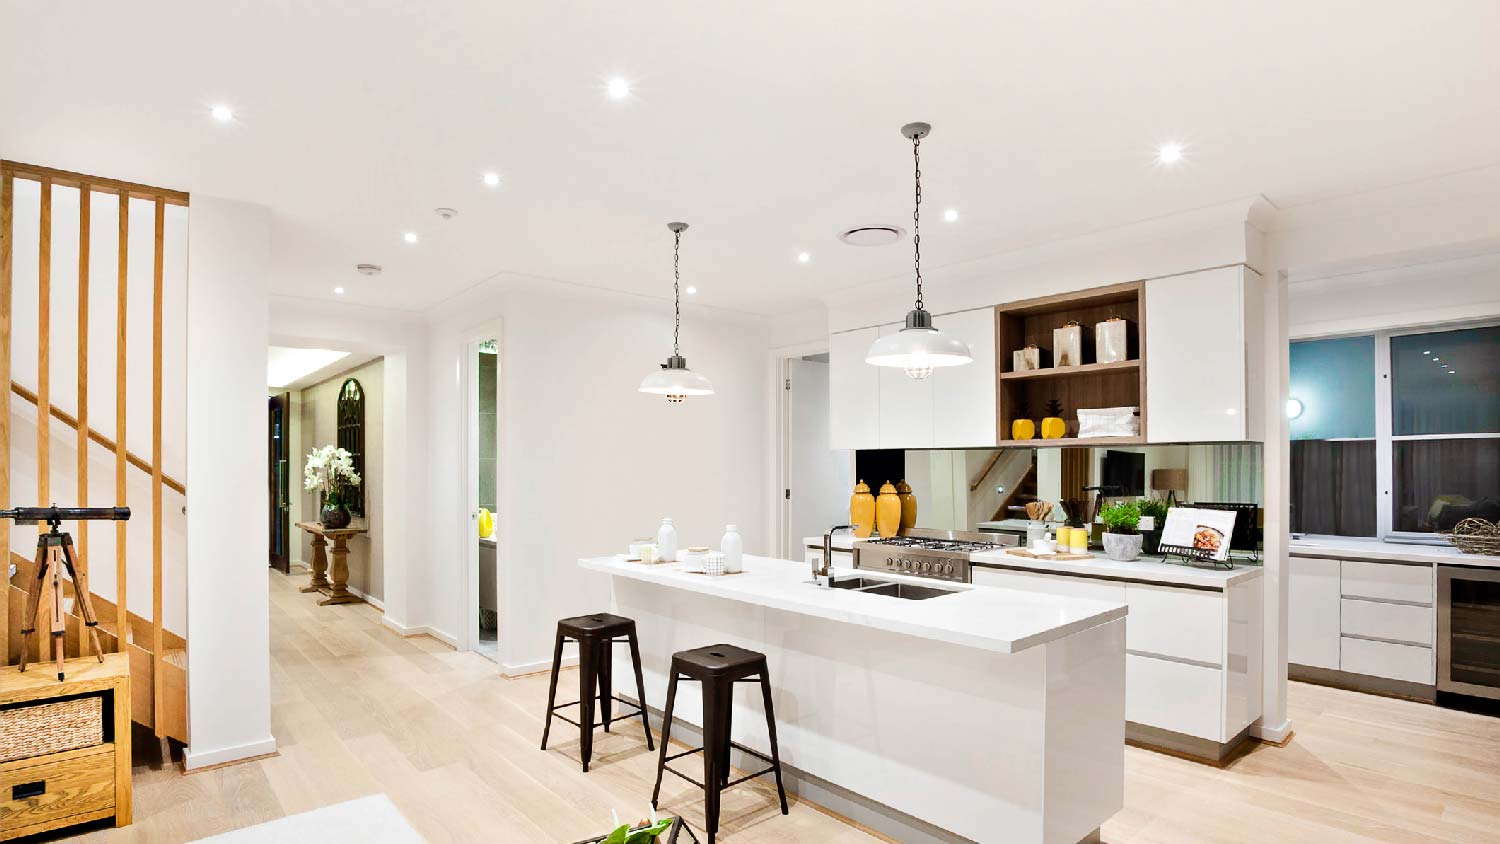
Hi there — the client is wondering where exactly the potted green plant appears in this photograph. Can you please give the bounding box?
[1139,498,1169,555]
[573,814,686,844]
[304,444,362,529]
[1100,500,1143,562]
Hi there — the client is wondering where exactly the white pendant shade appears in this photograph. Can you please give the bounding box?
[639,365,715,397]
[866,325,973,380]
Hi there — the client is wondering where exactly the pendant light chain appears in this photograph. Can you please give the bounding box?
[912,131,923,312]
[673,228,682,356]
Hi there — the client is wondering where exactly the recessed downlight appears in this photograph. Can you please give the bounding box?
[210,104,234,122]
[482,171,501,187]
[403,231,419,244]
[838,225,905,247]
[606,77,631,100]
[797,252,811,263]
[1157,142,1185,165]
[685,286,698,295]
[943,208,960,222]
[334,286,345,295]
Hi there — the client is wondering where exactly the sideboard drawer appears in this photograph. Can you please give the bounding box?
[1340,636,1434,685]
[1341,561,1432,605]
[0,744,115,838]
[1340,598,1433,646]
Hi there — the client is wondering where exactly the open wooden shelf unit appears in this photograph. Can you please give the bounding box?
[993,280,1146,446]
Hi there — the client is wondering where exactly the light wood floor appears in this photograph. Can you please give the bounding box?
[60,570,1500,843]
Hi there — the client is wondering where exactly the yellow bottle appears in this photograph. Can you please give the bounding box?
[850,480,877,538]
[876,481,902,539]
[896,480,918,531]
[1011,418,1036,441]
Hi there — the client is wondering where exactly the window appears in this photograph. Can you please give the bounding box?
[337,378,366,517]
[1289,336,1377,536]
[1289,324,1500,539]
[1389,326,1500,533]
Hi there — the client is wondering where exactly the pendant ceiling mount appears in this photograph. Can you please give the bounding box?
[639,221,714,403]
[865,121,974,380]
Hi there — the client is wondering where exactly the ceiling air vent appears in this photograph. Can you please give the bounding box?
[838,225,905,247]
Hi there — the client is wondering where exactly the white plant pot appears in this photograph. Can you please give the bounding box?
[1103,532,1143,562]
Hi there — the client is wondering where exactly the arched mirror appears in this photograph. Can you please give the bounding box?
[337,378,366,517]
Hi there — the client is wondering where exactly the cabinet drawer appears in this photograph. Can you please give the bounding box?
[1340,636,1434,685]
[1125,655,1224,741]
[1341,561,1432,605]
[1340,598,1433,646]
[1126,584,1224,666]
[0,744,115,836]
[971,566,1126,604]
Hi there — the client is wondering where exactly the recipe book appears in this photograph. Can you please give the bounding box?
[1159,507,1239,562]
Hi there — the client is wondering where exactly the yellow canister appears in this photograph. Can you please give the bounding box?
[896,480,918,531]
[850,480,877,538]
[875,481,902,539]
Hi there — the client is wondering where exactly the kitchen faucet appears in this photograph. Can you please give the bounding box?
[817,525,857,585]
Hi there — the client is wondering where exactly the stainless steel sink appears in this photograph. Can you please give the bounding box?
[827,575,957,600]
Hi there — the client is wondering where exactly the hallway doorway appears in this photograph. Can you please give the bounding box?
[467,336,502,663]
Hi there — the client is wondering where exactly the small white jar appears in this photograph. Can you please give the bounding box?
[720,525,744,572]
[656,518,678,563]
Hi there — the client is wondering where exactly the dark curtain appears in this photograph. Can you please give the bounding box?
[1290,440,1376,536]
[1394,438,1500,532]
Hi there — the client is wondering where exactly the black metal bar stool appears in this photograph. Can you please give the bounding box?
[540,613,654,772]
[650,644,788,843]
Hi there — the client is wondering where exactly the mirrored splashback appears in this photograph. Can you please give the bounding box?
[854,444,1263,535]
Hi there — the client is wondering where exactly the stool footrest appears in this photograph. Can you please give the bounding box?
[659,740,779,792]
[547,696,647,731]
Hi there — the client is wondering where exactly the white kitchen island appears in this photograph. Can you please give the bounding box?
[579,554,1128,844]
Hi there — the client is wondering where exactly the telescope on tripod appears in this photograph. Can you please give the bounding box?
[0,505,131,681]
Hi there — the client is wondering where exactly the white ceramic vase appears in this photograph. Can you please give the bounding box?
[720,525,743,572]
[656,518,678,563]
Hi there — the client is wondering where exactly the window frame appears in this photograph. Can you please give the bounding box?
[1294,318,1500,542]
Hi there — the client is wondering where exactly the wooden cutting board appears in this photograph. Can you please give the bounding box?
[1005,548,1094,561]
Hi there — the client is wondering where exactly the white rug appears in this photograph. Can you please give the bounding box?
[192,794,425,843]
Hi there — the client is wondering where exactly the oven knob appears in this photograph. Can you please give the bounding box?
[922,561,932,573]
[945,562,955,575]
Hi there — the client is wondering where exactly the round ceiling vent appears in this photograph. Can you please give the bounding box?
[356,263,383,276]
[838,225,905,247]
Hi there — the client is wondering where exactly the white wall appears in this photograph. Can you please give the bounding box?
[184,195,274,769]
[1288,250,1500,339]
[296,358,384,602]
[423,277,770,674]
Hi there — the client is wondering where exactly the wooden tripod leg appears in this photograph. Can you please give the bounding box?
[18,544,50,673]
[61,539,106,663]
[49,546,69,680]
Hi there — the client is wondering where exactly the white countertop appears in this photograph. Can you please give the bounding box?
[971,548,1263,588]
[1291,536,1500,568]
[580,554,1126,654]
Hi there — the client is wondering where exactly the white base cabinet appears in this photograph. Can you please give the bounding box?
[1289,555,1437,687]
[971,566,1262,744]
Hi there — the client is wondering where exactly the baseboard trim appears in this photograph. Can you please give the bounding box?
[1126,722,1256,767]
[503,656,577,678]
[183,736,279,771]
[1251,719,1295,745]
[1290,663,1437,703]
[345,584,384,610]
[381,616,457,649]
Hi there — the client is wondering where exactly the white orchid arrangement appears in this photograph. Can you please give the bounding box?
[304,445,362,507]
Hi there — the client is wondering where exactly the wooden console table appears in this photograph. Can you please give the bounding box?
[295,522,368,606]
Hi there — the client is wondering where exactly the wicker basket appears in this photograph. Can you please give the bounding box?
[0,695,105,763]
[1441,518,1500,556]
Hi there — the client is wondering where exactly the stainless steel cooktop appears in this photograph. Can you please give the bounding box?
[853,529,1017,583]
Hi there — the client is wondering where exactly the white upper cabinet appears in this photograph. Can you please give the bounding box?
[931,308,998,448]
[829,327,881,450]
[876,323,934,448]
[1145,266,1264,443]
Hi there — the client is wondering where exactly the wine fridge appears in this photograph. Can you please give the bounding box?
[1438,565,1500,701]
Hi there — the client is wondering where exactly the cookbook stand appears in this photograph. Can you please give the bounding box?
[1157,543,1234,570]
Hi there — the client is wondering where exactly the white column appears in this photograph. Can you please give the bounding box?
[1255,268,1292,741]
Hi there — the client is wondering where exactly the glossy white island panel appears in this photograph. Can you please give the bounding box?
[580,555,1126,844]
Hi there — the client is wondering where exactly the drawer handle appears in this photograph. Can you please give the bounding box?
[12,780,45,800]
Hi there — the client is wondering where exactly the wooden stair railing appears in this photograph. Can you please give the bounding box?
[969,450,1004,493]
[993,462,1039,523]
[9,381,185,495]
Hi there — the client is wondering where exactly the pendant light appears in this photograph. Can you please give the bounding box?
[865,122,973,380]
[639,222,715,403]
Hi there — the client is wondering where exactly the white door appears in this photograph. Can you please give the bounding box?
[786,358,852,557]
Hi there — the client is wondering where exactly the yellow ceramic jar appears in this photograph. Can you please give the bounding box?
[875,481,902,539]
[850,480,876,538]
[1011,418,1036,441]
[896,480,917,531]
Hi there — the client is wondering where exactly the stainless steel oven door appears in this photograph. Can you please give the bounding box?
[1438,565,1500,700]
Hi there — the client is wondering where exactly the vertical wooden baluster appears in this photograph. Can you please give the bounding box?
[151,197,164,737]
[115,189,128,655]
[0,169,13,665]
[77,186,90,658]
[36,180,51,665]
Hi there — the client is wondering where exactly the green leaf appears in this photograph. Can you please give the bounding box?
[625,819,675,843]
[603,824,630,844]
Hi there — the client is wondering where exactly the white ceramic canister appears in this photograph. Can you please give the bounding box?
[656,518,679,562]
[720,525,744,572]
[1026,521,1048,550]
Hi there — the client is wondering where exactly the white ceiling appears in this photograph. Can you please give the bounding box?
[267,346,377,392]
[4,2,1498,316]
